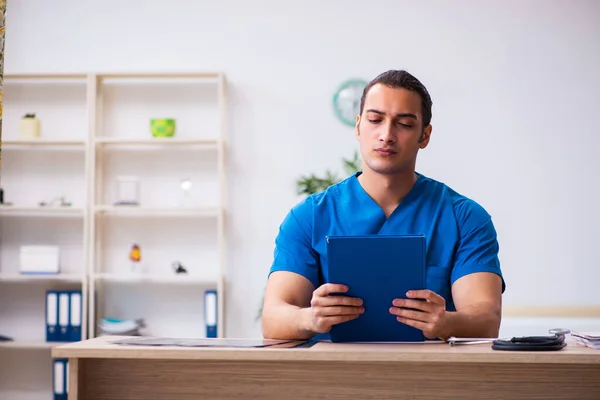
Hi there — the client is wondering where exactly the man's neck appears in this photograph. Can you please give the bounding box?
[357,168,418,217]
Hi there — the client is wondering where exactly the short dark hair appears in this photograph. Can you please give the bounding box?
[359,70,433,127]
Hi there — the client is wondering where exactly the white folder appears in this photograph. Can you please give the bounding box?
[53,359,64,396]
[46,291,58,341]
[70,292,82,341]
[58,293,70,341]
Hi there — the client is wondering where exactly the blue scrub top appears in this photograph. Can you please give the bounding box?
[269,172,505,337]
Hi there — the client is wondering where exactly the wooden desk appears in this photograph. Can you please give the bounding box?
[53,336,600,399]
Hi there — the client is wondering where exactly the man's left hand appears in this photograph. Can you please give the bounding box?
[389,290,448,340]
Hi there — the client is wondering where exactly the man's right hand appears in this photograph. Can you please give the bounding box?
[306,283,364,334]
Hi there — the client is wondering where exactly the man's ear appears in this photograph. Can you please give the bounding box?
[355,114,361,140]
[418,124,432,148]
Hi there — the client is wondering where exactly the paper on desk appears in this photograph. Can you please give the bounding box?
[446,337,497,346]
[111,337,308,348]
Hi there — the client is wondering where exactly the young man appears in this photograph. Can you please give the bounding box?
[262,70,505,341]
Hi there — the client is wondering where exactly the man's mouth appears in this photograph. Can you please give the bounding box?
[375,148,397,156]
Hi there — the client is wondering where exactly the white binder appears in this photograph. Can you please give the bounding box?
[58,293,70,341]
[204,290,217,338]
[70,292,82,341]
[46,291,58,341]
[53,359,64,398]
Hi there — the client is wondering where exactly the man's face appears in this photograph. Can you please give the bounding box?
[355,84,431,175]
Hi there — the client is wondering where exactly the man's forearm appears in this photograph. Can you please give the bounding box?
[262,302,315,340]
[442,302,501,339]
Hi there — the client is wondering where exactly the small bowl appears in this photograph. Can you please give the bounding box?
[150,118,176,138]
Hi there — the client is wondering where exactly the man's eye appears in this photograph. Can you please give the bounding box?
[398,122,412,128]
[368,119,381,124]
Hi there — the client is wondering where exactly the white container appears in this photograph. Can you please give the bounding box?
[19,117,41,139]
[19,245,60,274]
[115,176,140,205]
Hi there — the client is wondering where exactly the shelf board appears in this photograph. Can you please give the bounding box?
[4,73,87,80]
[95,205,220,217]
[94,137,219,149]
[0,205,85,217]
[2,139,87,147]
[98,72,221,79]
[0,273,83,283]
[94,273,217,286]
[0,340,70,349]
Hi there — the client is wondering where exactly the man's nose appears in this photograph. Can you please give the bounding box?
[378,122,395,143]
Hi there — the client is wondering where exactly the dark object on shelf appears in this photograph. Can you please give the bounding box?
[0,334,14,342]
[114,201,140,206]
[172,261,188,274]
[39,196,72,207]
[0,187,12,205]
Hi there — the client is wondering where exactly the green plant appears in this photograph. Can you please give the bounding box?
[295,150,362,196]
[257,150,362,321]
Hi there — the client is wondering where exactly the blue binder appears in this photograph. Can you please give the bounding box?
[69,290,82,342]
[204,289,218,338]
[46,291,59,342]
[57,291,70,342]
[326,234,427,343]
[65,359,69,398]
[52,358,68,400]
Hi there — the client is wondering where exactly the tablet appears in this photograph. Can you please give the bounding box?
[325,234,426,343]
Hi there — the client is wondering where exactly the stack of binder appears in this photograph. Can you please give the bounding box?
[46,290,82,342]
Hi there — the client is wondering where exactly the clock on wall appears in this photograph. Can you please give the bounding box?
[332,79,368,127]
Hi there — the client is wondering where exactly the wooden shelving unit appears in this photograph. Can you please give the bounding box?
[0,73,88,400]
[0,71,228,400]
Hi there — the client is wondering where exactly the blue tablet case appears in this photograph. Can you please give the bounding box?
[326,234,426,343]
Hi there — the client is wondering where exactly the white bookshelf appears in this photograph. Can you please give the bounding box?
[0,71,228,400]
[88,71,227,340]
[0,74,89,400]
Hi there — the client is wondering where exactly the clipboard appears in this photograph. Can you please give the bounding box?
[326,234,427,343]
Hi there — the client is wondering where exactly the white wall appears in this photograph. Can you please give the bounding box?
[5,0,600,338]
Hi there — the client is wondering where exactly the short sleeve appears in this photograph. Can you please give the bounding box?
[451,199,506,293]
[268,196,320,289]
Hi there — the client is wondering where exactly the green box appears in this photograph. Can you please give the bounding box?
[150,118,176,138]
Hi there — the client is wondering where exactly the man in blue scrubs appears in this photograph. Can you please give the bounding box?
[262,70,505,341]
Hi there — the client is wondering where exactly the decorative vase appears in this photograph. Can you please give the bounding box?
[19,114,41,139]
[150,118,176,138]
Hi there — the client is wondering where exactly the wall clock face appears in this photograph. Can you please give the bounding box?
[332,79,367,127]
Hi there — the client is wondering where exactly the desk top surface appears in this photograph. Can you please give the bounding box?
[51,336,600,364]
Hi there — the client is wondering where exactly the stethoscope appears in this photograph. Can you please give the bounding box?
[447,328,571,351]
